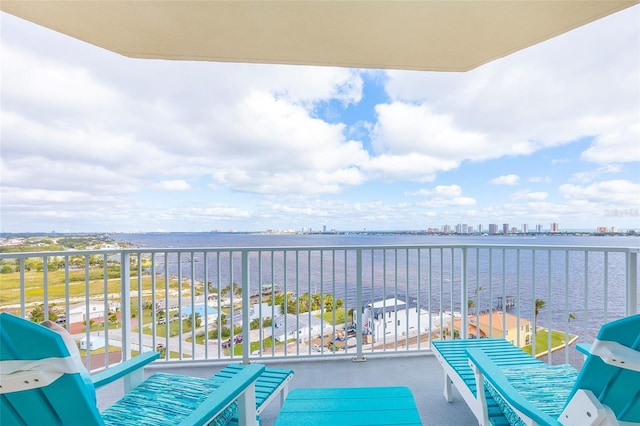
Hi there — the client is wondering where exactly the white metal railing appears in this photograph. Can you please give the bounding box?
[1,244,637,370]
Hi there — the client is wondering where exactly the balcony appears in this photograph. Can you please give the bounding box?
[1,242,638,424]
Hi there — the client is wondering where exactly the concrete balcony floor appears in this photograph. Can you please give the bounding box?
[96,353,477,425]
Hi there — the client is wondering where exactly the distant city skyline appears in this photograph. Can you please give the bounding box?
[1,7,639,233]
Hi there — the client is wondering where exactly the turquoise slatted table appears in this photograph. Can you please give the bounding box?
[274,386,422,425]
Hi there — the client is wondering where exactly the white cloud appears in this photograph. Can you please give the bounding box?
[170,206,251,220]
[569,164,624,184]
[156,180,192,191]
[559,180,640,205]
[511,190,549,201]
[371,102,489,161]
[382,7,640,170]
[2,45,118,114]
[411,185,476,207]
[1,6,638,232]
[490,175,520,185]
[363,153,458,182]
[581,123,640,164]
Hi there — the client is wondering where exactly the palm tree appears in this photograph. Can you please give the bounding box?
[566,313,577,345]
[534,298,546,332]
[467,299,476,314]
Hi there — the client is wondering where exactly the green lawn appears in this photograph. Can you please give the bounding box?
[522,329,575,356]
[0,269,188,306]
[320,308,351,325]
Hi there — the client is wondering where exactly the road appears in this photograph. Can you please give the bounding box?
[75,322,273,360]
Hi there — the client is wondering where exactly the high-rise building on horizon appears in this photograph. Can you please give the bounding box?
[503,223,509,235]
[522,224,529,233]
[489,224,498,235]
[536,224,543,233]
[455,224,469,234]
[550,222,559,233]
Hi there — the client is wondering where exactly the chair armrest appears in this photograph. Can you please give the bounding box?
[576,343,591,356]
[466,348,560,426]
[91,351,160,389]
[179,363,265,426]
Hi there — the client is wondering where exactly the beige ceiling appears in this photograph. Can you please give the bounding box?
[2,1,638,72]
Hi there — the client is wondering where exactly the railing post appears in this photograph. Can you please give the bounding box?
[628,251,638,316]
[121,251,131,361]
[353,248,366,362]
[242,250,251,364]
[461,247,468,339]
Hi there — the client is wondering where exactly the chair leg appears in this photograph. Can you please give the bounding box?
[443,373,453,402]
[236,383,259,426]
[469,360,490,426]
[279,384,289,407]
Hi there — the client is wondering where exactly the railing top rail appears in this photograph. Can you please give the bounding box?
[1,242,637,259]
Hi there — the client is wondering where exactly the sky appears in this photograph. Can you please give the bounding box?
[1,6,639,233]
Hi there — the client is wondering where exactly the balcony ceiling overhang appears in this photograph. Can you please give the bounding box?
[1,1,638,72]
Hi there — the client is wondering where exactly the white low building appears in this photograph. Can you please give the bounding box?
[362,296,435,342]
[249,302,281,320]
[272,313,325,343]
[69,301,107,324]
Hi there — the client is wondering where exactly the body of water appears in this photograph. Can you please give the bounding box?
[110,232,638,352]
[111,231,638,250]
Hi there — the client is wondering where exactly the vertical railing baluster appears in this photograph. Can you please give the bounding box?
[531,250,536,355]
[394,248,398,350]
[242,250,250,364]
[137,252,143,356]
[502,249,507,337]
[564,250,570,364]
[64,255,70,332]
[283,250,288,357]
[103,253,110,368]
[83,255,91,370]
[19,258,26,319]
[163,252,170,360]
[488,249,493,336]
[603,251,609,322]
[354,248,365,361]
[121,251,131,361]
[150,252,156,359]
[307,250,312,355]
[438,248,443,336]
[627,251,638,316]
[461,247,468,340]
[584,251,589,343]
[295,250,300,356]
[177,252,183,358]
[416,248,423,350]
[547,250,552,365]
[43,256,49,321]
[190,251,196,360]
[516,249,521,347]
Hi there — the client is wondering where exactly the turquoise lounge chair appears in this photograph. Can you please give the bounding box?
[432,338,543,425]
[212,364,294,425]
[0,312,265,425]
[466,314,640,426]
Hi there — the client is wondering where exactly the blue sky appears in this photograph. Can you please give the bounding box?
[1,6,639,233]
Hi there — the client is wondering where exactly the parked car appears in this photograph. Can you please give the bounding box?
[221,334,243,348]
